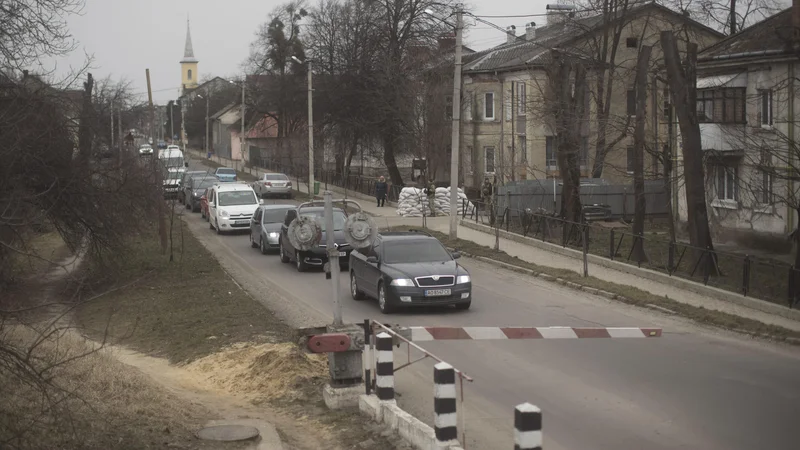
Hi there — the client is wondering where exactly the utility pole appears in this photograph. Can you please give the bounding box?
[324,191,342,325]
[241,76,246,162]
[180,99,187,152]
[169,102,174,142]
[307,60,315,198]
[205,92,210,155]
[117,106,123,163]
[448,6,463,240]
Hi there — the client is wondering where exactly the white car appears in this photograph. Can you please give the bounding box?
[207,183,261,235]
[163,167,186,198]
[138,144,154,156]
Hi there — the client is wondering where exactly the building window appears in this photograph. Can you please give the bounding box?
[484,146,495,173]
[188,69,192,80]
[546,136,557,168]
[464,146,473,175]
[626,146,634,173]
[758,148,773,204]
[445,95,453,120]
[662,87,671,120]
[519,136,527,163]
[627,89,636,116]
[626,37,638,48]
[484,92,495,120]
[696,88,746,123]
[517,82,527,115]
[759,89,773,126]
[716,164,738,201]
[463,93,472,121]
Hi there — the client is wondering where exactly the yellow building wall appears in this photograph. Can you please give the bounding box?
[181,62,198,90]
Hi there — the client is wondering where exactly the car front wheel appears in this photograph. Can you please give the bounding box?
[250,234,258,248]
[378,283,394,314]
[295,251,308,272]
[351,272,365,300]
[260,237,268,255]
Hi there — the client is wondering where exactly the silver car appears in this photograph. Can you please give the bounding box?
[252,173,293,199]
[250,204,296,254]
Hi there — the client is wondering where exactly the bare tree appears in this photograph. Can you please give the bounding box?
[631,44,652,263]
[0,0,83,71]
[661,31,718,273]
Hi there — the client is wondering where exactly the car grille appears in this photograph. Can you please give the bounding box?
[415,276,455,287]
[319,243,350,249]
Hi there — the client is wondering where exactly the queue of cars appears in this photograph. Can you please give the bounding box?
[180,169,472,313]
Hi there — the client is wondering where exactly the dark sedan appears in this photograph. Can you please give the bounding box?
[179,170,210,204]
[349,231,471,313]
[279,207,352,272]
[250,204,296,254]
[185,176,218,212]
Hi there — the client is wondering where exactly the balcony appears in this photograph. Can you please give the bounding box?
[699,123,745,153]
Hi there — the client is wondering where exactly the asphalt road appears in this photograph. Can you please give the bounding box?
[180,166,800,449]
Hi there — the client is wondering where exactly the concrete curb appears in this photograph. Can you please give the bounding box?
[358,395,464,450]
[459,220,800,323]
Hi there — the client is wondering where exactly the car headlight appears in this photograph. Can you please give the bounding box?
[390,278,415,287]
[193,192,199,197]
[268,232,279,238]
[457,275,471,284]
[220,210,229,217]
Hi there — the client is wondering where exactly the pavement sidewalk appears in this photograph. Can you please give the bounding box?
[188,150,800,332]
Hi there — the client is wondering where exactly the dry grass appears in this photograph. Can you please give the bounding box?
[6,230,71,284]
[186,342,328,403]
[0,326,220,450]
[388,225,800,343]
[76,223,290,364]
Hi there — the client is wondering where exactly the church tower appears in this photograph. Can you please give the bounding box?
[180,19,199,93]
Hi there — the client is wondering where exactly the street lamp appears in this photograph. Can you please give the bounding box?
[228,78,246,165]
[196,93,210,155]
[293,55,315,199]
[425,6,463,240]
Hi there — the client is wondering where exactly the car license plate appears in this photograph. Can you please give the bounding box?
[425,289,451,297]
[338,251,347,257]
[235,220,249,225]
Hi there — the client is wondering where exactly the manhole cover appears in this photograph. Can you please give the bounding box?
[196,425,260,442]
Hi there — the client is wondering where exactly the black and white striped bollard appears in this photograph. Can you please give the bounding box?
[434,362,458,446]
[375,332,394,401]
[514,403,542,450]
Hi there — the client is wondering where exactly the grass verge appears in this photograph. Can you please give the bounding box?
[388,225,800,343]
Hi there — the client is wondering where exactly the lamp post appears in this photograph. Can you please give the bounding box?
[293,55,314,199]
[425,5,463,240]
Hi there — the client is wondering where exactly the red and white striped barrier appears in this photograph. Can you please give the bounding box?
[409,326,662,342]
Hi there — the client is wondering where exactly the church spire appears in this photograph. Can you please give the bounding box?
[181,18,198,63]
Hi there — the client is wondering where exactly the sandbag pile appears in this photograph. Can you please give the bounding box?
[395,186,475,217]
[396,188,431,217]
[432,187,476,216]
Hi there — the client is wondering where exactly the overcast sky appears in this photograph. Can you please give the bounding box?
[43,0,555,103]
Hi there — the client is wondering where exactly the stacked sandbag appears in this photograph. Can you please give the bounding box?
[396,187,431,217]
[432,187,476,216]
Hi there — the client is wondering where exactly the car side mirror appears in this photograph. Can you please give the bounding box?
[366,256,378,264]
[259,199,265,205]
[451,251,461,259]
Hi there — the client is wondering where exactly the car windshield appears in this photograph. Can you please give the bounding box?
[383,240,452,264]
[266,174,289,181]
[218,190,257,206]
[194,178,216,189]
[166,171,182,180]
[217,168,236,175]
[300,210,346,231]
[263,208,294,223]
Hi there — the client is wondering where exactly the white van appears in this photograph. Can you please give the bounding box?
[158,148,187,169]
[207,183,260,235]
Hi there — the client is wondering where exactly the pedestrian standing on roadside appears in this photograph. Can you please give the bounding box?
[375,176,388,207]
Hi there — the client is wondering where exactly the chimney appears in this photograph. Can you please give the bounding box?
[546,4,576,25]
[525,22,537,40]
[506,25,517,44]
[438,32,456,52]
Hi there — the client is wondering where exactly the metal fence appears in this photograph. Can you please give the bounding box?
[464,200,799,308]
[497,179,669,219]
[256,157,403,201]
